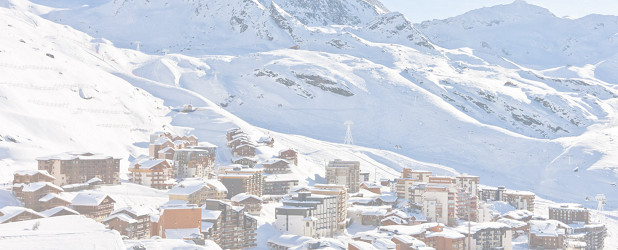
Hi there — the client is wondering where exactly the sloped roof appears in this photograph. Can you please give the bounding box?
[0,206,45,223]
[71,192,114,206]
[133,159,171,169]
[230,193,262,203]
[13,170,55,180]
[40,206,79,217]
[152,137,172,146]
[38,193,71,203]
[15,182,63,193]
[103,213,137,224]
[112,206,154,217]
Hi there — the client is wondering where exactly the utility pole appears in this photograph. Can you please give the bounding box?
[344,121,354,145]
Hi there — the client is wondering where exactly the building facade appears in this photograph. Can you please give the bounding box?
[325,159,360,193]
[37,152,120,186]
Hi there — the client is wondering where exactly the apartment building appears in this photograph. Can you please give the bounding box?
[325,159,360,193]
[275,192,338,238]
[173,149,215,179]
[103,207,152,239]
[456,222,512,250]
[202,199,257,249]
[230,193,263,216]
[218,167,263,198]
[168,178,227,206]
[37,152,120,186]
[311,184,348,232]
[479,186,535,212]
[548,203,589,224]
[151,203,202,239]
[129,159,175,189]
[264,176,299,195]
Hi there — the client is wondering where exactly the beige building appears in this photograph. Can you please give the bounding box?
[218,167,263,198]
[325,159,360,193]
[168,179,227,206]
[129,159,175,190]
[37,152,120,186]
[311,184,348,232]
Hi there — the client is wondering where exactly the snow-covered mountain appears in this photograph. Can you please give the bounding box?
[1,0,617,212]
[418,1,618,81]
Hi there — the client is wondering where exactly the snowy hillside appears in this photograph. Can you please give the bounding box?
[1,0,617,212]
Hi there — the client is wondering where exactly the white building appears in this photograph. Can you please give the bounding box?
[275,192,338,238]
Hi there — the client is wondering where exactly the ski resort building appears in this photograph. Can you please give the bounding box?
[70,192,116,221]
[202,199,258,249]
[264,176,299,195]
[548,203,590,224]
[275,192,338,238]
[278,149,298,165]
[173,149,215,179]
[218,167,263,198]
[455,222,512,250]
[103,207,153,239]
[0,206,45,224]
[12,181,63,211]
[151,203,202,239]
[37,152,120,186]
[230,193,263,216]
[168,179,228,206]
[311,184,348,232]
[129,159,175,190]
[325,159,360,193]
[259,158,291,174]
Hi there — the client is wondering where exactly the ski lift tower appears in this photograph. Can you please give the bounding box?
[344,121,354,145]
[595,194,606,224]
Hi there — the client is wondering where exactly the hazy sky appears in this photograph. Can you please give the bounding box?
[379,0,618,22]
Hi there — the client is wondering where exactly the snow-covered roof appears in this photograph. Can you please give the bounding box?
[376,195,397,203]
[14,182,63,193]
[133,159,171,169]
[373,238,396,249]
[502,209,533,220]
[386,210,409,219]
[362,209,387,216]
[173,140,189,146]
[425,228,465,239]
[257,136,273,143]
[164,228,201,239]
[380,223,444,236]
[205,179,227,192]
[260,158,288,165]
[349,241,379,250]
[0,206,45,223]
[112,206,153,217]
[71,192,114,206]
[529,220,570,237]
[157,147,174,154]
[230,193,262,203]
[162,200,188,206]
[13,170,55,180]
[361,182,382,189]
[268,234,314,248]
[86,177,102,184]
[455,222,511,235]
[391,235,426,246]
[168,180,206,196]
[503,189,535,196]
[381,216,405,225]
[497,218,527,228]
[36,152,118,161]
[201,209,222,220]
[264,174,298,182]
[40,206,79,217]
[38,193,71,203]
[103,213,137,224]
[201,222,214,232]
[152,137,172,146]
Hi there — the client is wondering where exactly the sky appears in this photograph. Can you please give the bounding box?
[379,0,618,22]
